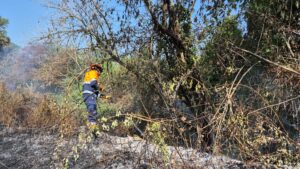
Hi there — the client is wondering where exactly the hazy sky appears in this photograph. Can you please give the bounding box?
[0,0,50,47]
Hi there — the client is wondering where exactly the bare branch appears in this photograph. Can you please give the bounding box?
[233,46,300,75]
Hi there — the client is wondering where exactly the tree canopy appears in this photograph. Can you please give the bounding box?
[0,17,10,51]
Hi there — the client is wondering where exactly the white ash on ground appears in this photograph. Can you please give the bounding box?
[0,126,295,169]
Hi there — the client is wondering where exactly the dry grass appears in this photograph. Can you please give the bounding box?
[0,82,80,136]
[0,82,30,127]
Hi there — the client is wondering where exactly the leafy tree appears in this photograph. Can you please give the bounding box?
[44,0,240,150]
[244,0,300,66]
[0,17,10,51]
[201,17,243,85]
[44,0,300,166]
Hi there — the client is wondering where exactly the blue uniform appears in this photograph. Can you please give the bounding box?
[83,70,100,122]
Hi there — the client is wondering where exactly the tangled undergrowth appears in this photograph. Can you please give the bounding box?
[1,48,300,167]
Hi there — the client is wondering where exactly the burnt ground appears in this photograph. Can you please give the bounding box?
[0,125,291,169]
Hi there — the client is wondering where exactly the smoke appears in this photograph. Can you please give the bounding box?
[0,44,17,60]
[0,43,49,91]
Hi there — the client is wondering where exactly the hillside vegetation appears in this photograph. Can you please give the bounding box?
[0,0,300,167]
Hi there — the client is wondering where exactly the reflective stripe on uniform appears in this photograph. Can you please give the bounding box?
[83,90,94,94]
[83,79,97,84]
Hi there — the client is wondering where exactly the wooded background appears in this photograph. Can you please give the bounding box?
[1,0,300,166]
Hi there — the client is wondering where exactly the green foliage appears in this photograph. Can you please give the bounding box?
[0,17,10,50]
[146,122,169,163]
[201,17,243,85]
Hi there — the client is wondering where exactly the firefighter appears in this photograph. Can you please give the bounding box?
[82,63,104,130]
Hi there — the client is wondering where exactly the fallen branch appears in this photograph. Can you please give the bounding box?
[249,95,300,114]
[0,160,9,169]
[283,32,295,57]
[234,47,300,75]
[292,31,300,36]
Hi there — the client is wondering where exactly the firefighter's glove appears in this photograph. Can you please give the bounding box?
[102,95,111,100]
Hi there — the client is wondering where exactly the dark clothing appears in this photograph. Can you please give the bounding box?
[83,93,98,122]
[82,80,99,94]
